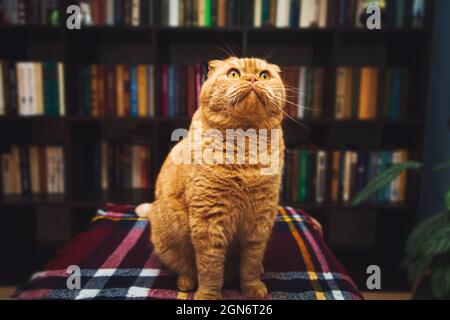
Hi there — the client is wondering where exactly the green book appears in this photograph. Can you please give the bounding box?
[204,0,211,27]
[298,150,309,202]
[43,63,59,117]
[262,0,270,26]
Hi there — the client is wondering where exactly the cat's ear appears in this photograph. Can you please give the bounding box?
[208,60,222,77]
[269,64,281,73]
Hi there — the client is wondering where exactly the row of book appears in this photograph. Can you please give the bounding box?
[1,145,65,196]
[281,66,325,120]
[78,63,207,118]
[0,0,60,25]
[335,66,410,120]
[252,0,328,28]
[79,64,156,118]
[0,61,66,116]
[97,141,152,191]
[281,148,409,204]
[162,0,243,27]
[339,0,427,29]
[78,0,153,26]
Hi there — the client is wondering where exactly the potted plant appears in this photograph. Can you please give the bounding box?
[351,159,450,299]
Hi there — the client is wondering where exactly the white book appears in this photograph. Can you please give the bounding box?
[198,0,205,27]
[131,0,140,26]
[343,151,352,203]
[169,0,179,27]
[58,63,66,116]
[27,63,37,115]
[0,62,4,115]
[46,147,55,193]
[300,0,317,28]
[34,63,44,115]
[254,0,262,27]
[318,0,328,28]
[297,67,307,119]
[1,154,12,195]
[131,146,141,188]
[106,0,115,25]
[276,0,290,28]
[316,150,327,203]
[16,63,26,116]
[55,147,65,193]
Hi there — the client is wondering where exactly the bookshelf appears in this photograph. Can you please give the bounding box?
[0,0,435,290]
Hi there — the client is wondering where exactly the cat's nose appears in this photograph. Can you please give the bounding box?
[246,76,257,83]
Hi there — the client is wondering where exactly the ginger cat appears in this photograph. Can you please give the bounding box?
[136,57,286,300]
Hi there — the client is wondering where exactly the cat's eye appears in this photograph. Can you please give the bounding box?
[227,69,241,79]
[259,71,269,80]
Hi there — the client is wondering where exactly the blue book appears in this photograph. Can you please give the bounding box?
[367,152,378,203]
[168,65,175,118]
[289,0,299,28]
[396,0,406,28]
[130,65,138,117]
[389,68,402,120]
[377,152,386,203]
[383,152,392,203]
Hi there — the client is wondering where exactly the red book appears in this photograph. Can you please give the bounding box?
[38,146,47,194]
[161,65,169,118]
[98,0,106,25]
[97,65,106,117]
[123,66,131,117]
[106,65,116,117]
[186,65,196,117]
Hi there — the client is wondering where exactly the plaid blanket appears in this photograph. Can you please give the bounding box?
[14,205,362,300]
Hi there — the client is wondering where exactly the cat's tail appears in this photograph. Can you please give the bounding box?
[135,202,153,218]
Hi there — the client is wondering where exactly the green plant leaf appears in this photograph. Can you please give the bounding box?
[403,255,433,283]
[433,159,450,172]
[445,188,450,211]
[430,254,450,299]
[405,212,450,256]
[351,161,422,206]
[421,225,450,256]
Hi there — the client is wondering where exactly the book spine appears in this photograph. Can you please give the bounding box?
[169,0,179,27]
[315,150,326,203]
[137,65,148,117]
[204,0,211,27]
[116,65,125,117]
[130,65,138,117]
[299,150,308,202]
[19,145,30,195]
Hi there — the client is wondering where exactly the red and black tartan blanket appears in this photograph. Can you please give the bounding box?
[14,204,362,300]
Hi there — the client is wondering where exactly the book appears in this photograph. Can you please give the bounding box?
[358,67,378,120]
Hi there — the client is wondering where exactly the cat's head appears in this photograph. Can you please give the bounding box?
[199,57,286,128]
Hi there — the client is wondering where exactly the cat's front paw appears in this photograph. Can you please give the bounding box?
[242,280,268,299]
[194,290,223,300]
[177,275,196,292]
